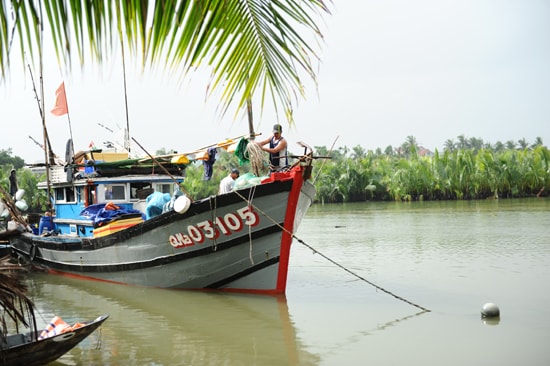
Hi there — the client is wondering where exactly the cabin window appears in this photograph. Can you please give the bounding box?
[54,187,76,203]
[55,188,64,201]
[130,182,154,200]
[157,184,173,195]
[66,187,75,202]
[104,184,126,201]
[84,185,97,206]
[76,187,83,203]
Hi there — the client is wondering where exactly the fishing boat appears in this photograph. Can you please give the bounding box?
[1,314,109,366]
[9,139,316,295]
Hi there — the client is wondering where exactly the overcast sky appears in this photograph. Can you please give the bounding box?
[2,0,549,164]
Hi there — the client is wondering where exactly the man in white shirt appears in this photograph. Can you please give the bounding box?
[218,168,240,194]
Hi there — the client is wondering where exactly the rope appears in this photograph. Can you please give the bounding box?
[234,190,431,312]
[246,186,257,264]
[209,196,218,252]
[246,142,269,176]
[293,238,430,312]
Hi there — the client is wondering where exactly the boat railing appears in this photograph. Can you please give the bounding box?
[49,166,69,184]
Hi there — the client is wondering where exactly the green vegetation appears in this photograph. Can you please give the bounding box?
[0,149,48,213]
[2,136,548,215]
[182,135,550,203]
[310,136,549,203]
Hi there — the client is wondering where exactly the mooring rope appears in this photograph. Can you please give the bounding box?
[247,185,257,265]
[234,190,431,312]
[292,237,430,312]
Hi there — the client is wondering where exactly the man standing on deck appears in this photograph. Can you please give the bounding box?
[219,168,240,194]
[256,124,288,172]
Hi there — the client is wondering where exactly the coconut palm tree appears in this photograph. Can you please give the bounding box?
[400,135,418,157]
[531,137,544,148]
[443,139,455,152]
[0,0,330,124]
[0,257,37,344]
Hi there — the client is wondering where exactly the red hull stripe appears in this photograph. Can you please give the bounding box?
[275,167,305,293]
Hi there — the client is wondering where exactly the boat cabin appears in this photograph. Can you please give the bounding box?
[38,158,185,238]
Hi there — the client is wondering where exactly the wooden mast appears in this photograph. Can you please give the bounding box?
[38,4,54,214]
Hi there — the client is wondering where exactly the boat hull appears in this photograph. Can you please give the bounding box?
[0,315,108,366]
[11,172,315,294]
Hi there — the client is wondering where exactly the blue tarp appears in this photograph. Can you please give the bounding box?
[80,203,145,227]
[145,192,171,219]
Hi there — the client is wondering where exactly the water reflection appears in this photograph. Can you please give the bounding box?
[20,199,550,365]
[26,273,320,365]
[481,317,501,326]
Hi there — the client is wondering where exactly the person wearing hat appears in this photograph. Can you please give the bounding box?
[256,123,288,172]
[218,168,240,194]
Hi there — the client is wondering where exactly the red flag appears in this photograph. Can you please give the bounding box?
[50,82,68,116]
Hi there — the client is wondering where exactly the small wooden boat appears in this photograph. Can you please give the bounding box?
[0,314,109,366]
[0,254,108,366]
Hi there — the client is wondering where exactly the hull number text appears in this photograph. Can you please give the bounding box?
[168,206,260,249]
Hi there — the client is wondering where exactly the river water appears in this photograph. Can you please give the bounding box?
[23,198,550,365]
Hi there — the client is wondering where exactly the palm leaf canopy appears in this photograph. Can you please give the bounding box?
[0,257,37,341]
[0,0,330,123]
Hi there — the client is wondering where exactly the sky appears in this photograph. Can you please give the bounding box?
[1,0,549,164]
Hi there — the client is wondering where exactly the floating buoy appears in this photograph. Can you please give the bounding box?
[15,189,25,201]
[481,302,500,318]
[174,195,191,214]
[15,199,28,211]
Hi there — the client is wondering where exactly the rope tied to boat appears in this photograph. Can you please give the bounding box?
[234,190,431,312]
[208,196,218,252]
[245,185,257,265]
[293,238,430,312]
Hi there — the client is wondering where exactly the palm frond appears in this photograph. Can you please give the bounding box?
[1,0,330,124]
[0,257,37,343]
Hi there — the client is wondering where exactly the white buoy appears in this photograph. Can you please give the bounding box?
[481,302,500,318]
[15,199,28,211]
[15,189,25,201]
[174,195,191,214]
